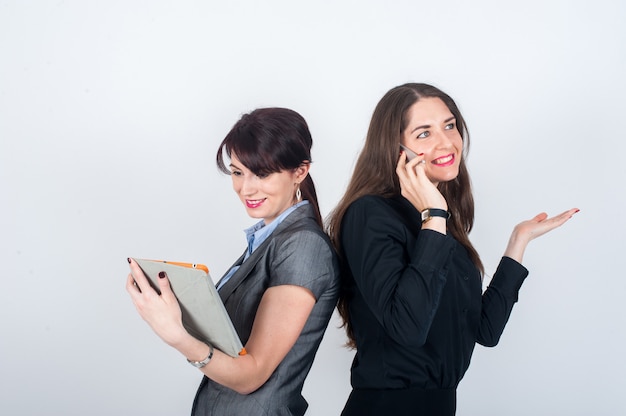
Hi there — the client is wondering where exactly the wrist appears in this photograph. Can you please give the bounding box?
[503,233,529,263]
[186,344,214,368]
[162,325,193,348]
[421,216,447,234]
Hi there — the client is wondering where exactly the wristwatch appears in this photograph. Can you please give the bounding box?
[187,344,214,368]
[420,208,450,223]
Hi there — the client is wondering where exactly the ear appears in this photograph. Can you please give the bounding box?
[294,161,310,183]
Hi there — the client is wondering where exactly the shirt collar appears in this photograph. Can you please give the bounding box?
[244,200,309,255]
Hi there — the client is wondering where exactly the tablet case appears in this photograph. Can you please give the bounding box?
[133,258,246,357]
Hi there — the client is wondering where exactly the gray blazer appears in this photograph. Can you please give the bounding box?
[191,203,340,416]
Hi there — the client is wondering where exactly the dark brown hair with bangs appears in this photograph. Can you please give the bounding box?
[216,107,322,226]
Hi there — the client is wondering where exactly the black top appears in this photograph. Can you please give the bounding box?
[340,195,528,394]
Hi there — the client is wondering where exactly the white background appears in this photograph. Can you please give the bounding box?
[1,1,625,415]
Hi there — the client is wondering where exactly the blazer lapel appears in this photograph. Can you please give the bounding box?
[217,247,263,302]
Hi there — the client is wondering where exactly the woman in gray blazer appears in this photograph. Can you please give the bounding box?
[127,108,340,415]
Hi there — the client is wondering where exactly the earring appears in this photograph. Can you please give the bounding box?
[295,186,302,202]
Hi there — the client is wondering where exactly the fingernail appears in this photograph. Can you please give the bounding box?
[127,258,131,264]
[417,153,424,156]
[158,271,166,279]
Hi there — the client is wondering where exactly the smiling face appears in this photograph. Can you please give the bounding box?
[229,153,309,225]
[401,97,463,186]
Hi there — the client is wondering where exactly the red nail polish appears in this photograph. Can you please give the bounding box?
[417,153,424,156]
[158,271,166,279]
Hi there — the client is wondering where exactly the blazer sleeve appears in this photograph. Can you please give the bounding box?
[341,197,457,346]
[477,256,529,347]
[267,228,337,300]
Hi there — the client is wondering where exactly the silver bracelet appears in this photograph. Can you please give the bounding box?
[186,344,214,368]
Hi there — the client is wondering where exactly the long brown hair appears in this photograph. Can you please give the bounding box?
[217,107,323,227]
[326,83,484,346]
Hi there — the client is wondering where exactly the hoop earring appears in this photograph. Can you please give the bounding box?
[295,186,302,202]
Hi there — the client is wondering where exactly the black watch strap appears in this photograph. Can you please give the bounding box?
[420,208,450,223]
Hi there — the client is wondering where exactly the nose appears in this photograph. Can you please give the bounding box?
[239,175,258,196]
[432,127,454,149]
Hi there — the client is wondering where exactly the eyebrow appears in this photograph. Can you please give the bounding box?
[409,116,456,134]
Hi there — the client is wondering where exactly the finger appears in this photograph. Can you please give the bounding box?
[396,155,413,185]
[561,207,580,219]
[407,155,428,184]
[530,209,578,236]
[549,208,580,226]
[398,150,408,165]
[400,155,424,180]
[396,153,407,175]
[156,271,177,302]
[128,258,154,294]
[396,158,418,195]
[126,273,141,294]
[397,151,417,178]
[414,154,426,167]
[541,208,579,223]
[401,150,426,168]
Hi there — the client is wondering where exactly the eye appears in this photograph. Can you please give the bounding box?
[256,172,270,179]
[230,169,243,176]
[445,122,456,130]
[417,130,430,139]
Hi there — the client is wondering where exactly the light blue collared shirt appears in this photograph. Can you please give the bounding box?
[216,200,310,290]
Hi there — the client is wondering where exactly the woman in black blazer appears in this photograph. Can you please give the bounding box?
[327,83,578,415]
[127,108,340,415]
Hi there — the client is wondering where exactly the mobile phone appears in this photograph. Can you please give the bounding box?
[399,144,419,161]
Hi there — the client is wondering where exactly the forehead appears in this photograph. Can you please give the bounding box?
[405,97,453,127]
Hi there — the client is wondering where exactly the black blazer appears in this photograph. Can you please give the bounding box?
[340,195,528,415]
